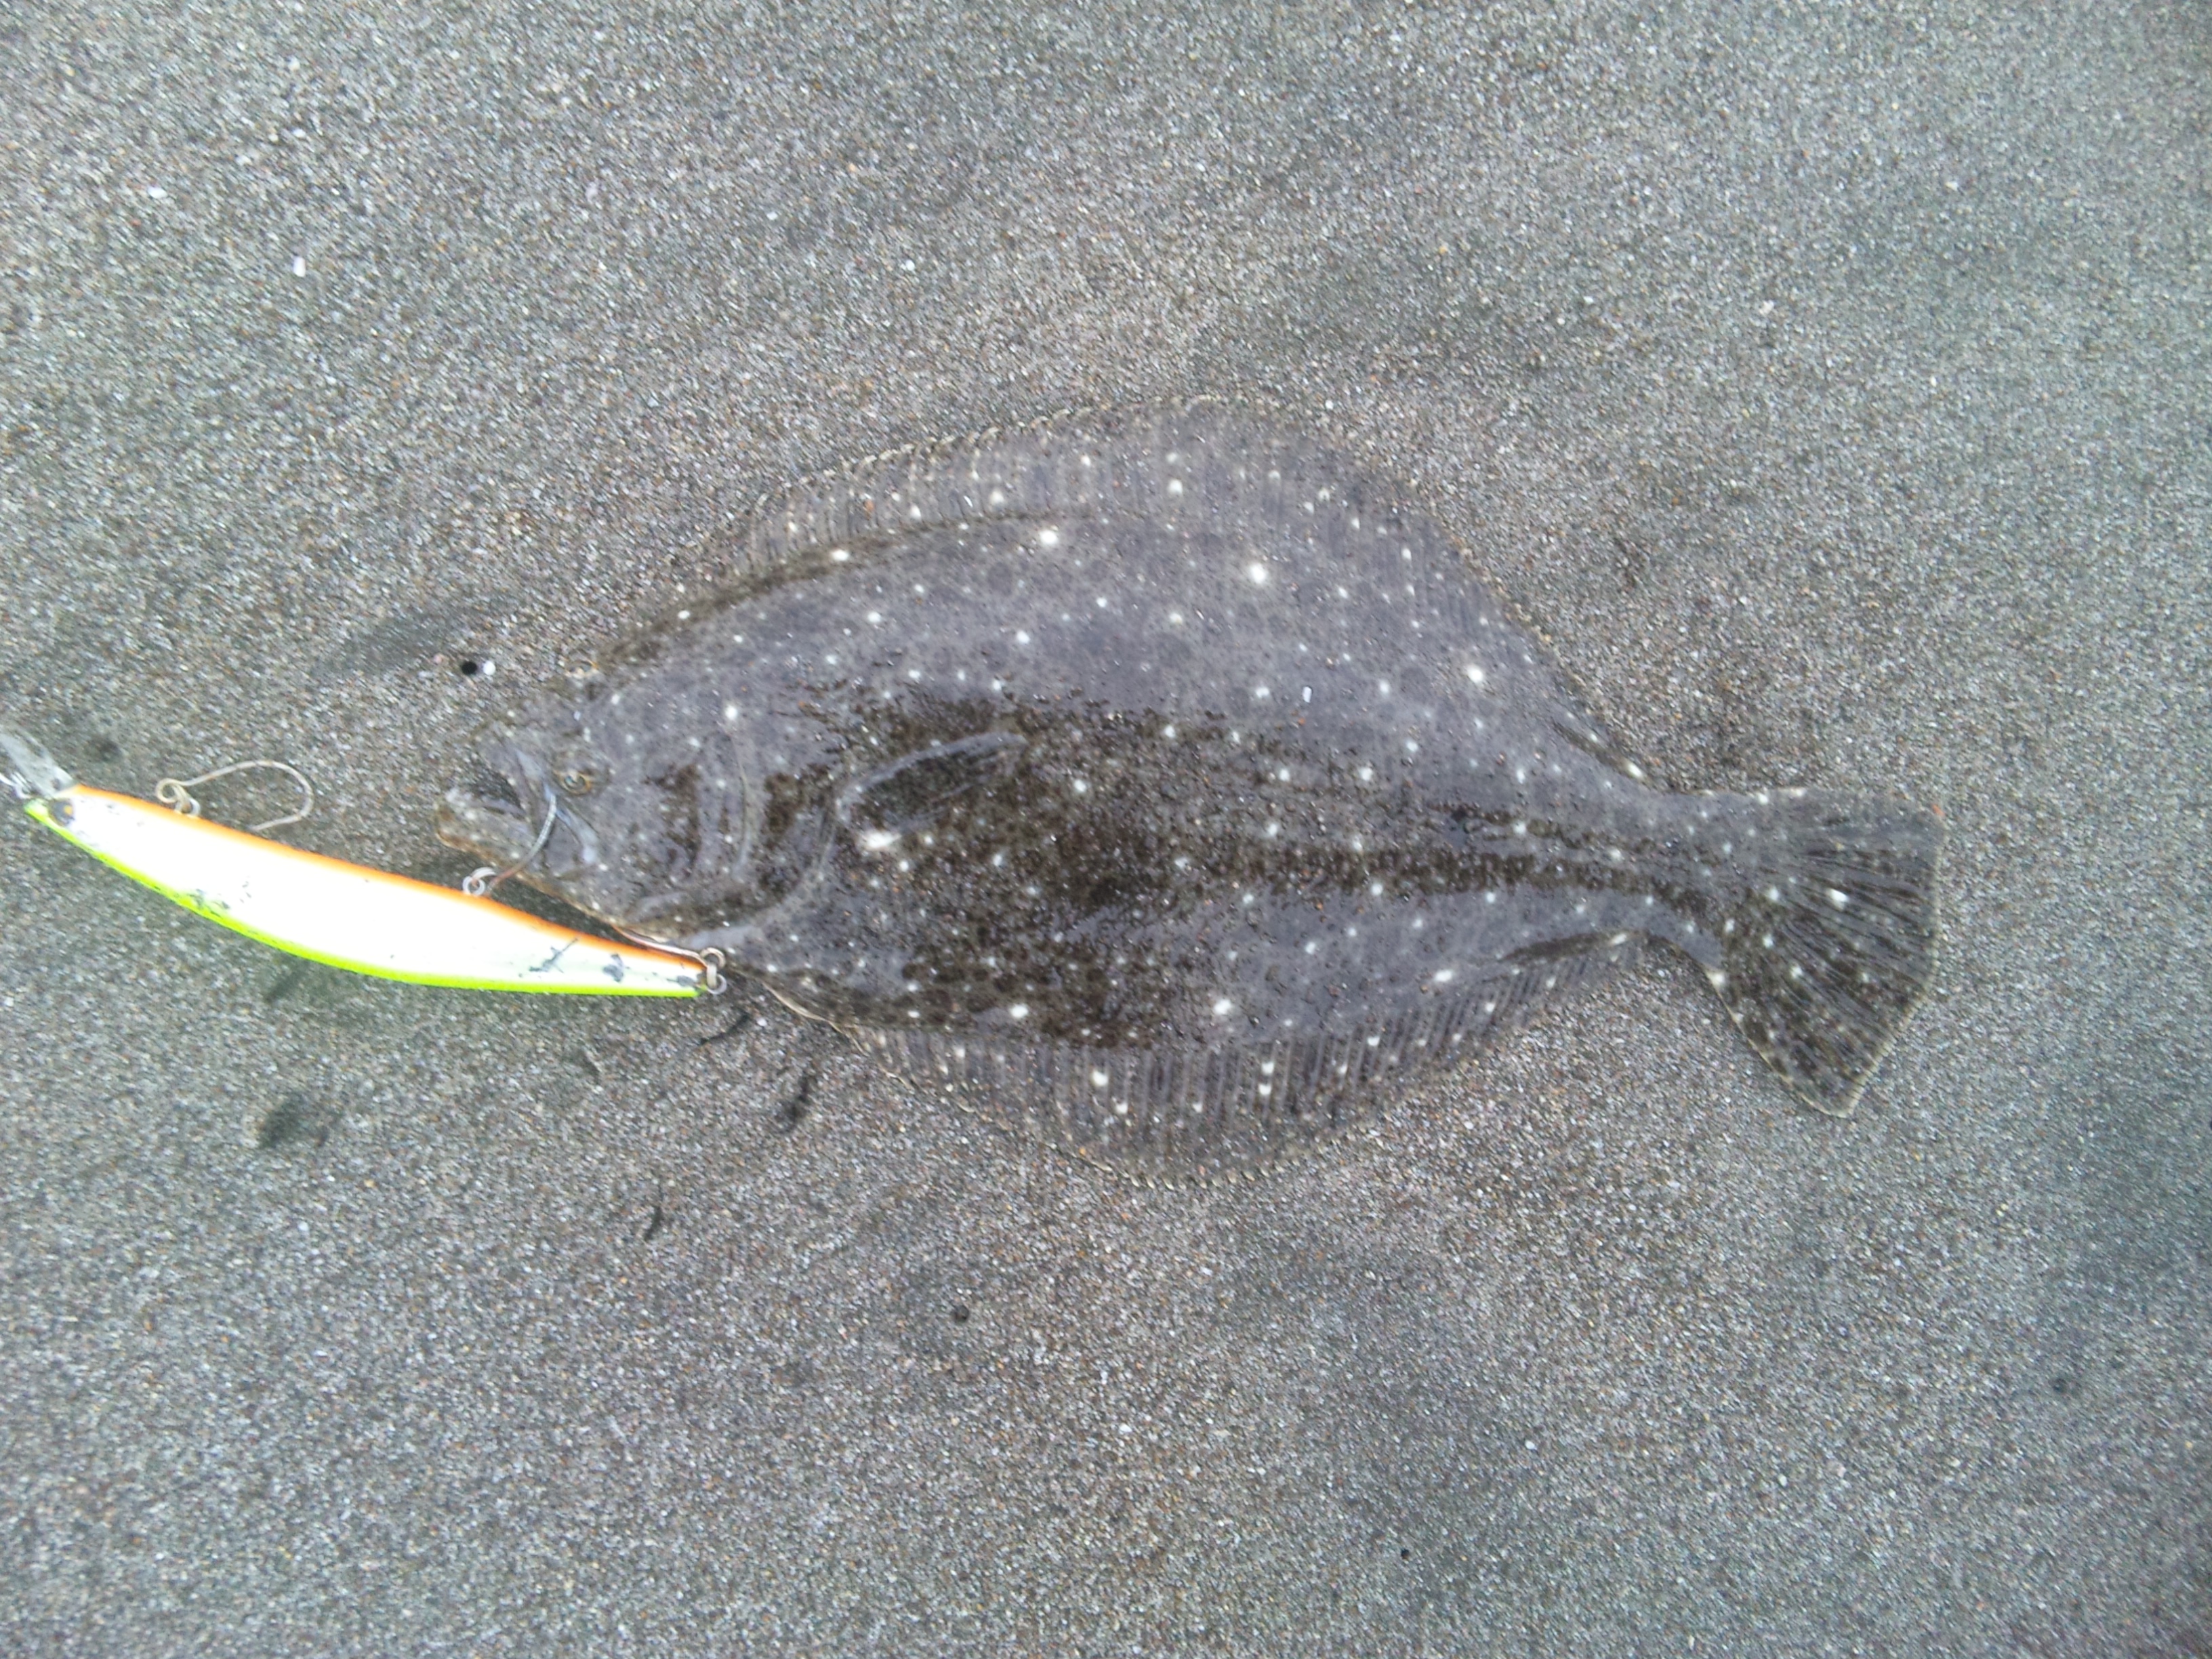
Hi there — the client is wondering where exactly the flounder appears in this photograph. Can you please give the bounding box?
[440,403,1940,1176]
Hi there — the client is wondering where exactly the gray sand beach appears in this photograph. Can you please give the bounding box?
[2,3,2207,1653]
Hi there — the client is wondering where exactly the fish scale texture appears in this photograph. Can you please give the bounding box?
[441,408,1940,1164]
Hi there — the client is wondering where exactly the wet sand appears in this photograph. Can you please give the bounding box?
[2,3,2207,1653]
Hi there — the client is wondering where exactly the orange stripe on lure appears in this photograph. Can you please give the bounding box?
[3,727,707,997]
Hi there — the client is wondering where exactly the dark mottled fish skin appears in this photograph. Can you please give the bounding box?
[438,403,1942,1179]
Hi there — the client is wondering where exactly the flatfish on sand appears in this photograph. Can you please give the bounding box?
[439,403,1941,1176]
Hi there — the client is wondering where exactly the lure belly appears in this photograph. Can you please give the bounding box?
[12,765,703,998]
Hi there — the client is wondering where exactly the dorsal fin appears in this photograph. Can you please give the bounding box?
[687,399,1629,766]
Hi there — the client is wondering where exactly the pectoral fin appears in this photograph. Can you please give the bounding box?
[840,731,1026,834]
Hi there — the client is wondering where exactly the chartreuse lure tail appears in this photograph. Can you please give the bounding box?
[3,728,703,997]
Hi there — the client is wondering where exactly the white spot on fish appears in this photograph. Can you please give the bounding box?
[1038,527,1061,548]
[1433,968,1455,984]
[1247,561,1269,586]
[830,548,851,562]
[1212,997,1235,1019]
[860,830,900,852]
[1008,1003,1029,1019]
[1465,664,1486,684]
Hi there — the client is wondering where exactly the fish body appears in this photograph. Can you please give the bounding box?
[440,405,1940,1175]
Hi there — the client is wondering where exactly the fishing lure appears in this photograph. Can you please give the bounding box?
[2,726,708,997]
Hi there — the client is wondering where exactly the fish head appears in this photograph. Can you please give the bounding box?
[436,693,760,939]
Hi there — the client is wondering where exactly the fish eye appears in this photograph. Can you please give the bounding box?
[557,768,596,796]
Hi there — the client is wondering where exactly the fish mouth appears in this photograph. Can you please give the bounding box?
[435,734,548,867]
[436,735,611,896]
[435,780,539,868]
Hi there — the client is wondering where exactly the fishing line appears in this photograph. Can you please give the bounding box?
[463,781,558,897]
[155,759,315,833]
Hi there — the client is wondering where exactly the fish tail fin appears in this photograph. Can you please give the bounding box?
[1706,788,1942,1115]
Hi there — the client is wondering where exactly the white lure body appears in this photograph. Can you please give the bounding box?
[24,785,703,997]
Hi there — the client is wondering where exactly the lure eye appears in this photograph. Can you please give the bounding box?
[557,768,596,796]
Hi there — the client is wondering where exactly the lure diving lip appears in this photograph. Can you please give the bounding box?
[1,727,705,998]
